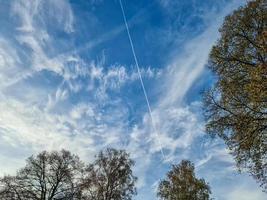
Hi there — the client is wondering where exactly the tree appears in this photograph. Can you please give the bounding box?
[81,148,137,200]
[0,148,137,200]
[0,150,83,200]
[203,0,267,191]
[157,160,211,200]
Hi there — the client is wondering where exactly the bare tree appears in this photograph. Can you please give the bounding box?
[0,150,83,200]
[81,148,137,200]
[0,148,137,200]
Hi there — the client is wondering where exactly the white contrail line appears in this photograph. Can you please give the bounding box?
[119,0,166,160]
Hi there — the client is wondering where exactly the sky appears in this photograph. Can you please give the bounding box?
[0,0,266,199]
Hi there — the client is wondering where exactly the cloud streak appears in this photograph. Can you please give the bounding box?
[0,1,265,200]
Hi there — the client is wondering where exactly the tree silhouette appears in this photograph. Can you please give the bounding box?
[0,150,83,200]
[81,148,137,200]
[0,148,137,200]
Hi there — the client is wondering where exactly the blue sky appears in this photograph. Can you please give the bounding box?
[0,0,266,199]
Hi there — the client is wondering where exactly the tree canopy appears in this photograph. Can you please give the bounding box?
[0,150,83,199]
[81,148,137,200]
[157,160,212,200]
[0,148,137,200]
[203,0,266,191]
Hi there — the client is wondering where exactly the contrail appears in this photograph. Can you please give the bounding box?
[119,0,166,160]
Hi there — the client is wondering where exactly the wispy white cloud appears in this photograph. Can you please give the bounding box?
[142,0,244,160]
[158,0,244,108]
[0,0,265,199]
[225,184,266,200]
[131,1,266,198]
[0,0,75,91]
[0,0,161,182]
[12,0,74,33]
